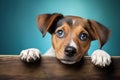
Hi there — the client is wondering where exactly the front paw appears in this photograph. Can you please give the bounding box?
[20,48,41,63]
[91,49,111,67]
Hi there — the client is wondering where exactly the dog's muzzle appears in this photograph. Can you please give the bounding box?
[60,60,76,64]
[64,46,76,57]
[58,46,77,64]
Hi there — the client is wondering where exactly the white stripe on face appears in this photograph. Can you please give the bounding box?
[72,20,75,25]
[69,39,77,49]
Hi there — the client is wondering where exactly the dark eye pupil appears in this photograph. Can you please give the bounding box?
[58,30,63,35]
[80,33,88,41]
[56,30,64,38]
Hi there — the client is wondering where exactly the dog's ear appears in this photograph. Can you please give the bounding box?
[87,19,111,49]
[37,13,63,37]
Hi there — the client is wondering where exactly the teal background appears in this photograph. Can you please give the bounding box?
[0,0,120,55]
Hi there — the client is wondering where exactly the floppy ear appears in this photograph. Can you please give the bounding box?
[37,13,63,37]
[87,19,111,49]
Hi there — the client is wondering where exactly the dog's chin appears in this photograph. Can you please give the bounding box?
[60,60,76,64]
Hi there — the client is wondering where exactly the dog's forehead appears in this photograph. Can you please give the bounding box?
[57,16,86,28]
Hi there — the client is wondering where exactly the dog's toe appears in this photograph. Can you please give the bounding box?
[91,49,111,67]
[20,48,41,63]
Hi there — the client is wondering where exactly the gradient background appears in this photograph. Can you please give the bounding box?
[0,0,120,55]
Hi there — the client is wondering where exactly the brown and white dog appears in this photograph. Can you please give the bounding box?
[20,13,111,67]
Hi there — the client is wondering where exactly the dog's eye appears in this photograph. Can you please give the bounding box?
[79,33,88,41]
[56,30,64,38]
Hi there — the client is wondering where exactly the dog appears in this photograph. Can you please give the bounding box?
[20,13,111,67]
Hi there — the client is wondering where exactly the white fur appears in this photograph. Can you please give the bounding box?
[91,49,111,67]
[72,20,76,25]
[61,60,76,64]
[44,47,55,56]
[69,39,77,49]
[20,48,41,62]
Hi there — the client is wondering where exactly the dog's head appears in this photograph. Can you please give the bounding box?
[37,13,111,64]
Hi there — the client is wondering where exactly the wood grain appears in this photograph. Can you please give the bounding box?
[0,56,120,80]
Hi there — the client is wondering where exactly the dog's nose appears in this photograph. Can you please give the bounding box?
[64,46,76,57]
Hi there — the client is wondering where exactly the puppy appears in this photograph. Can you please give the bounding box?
[20,13,111,67]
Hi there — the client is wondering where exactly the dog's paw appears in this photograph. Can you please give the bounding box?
[20,48,41,63]
[91,49,111,67]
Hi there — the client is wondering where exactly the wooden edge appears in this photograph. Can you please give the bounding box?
[0,55,120,80]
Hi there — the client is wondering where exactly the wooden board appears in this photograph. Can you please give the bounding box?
[0,56,120,80]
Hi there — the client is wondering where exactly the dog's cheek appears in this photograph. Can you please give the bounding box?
[52,34,60,51]
[77,40,90,56]
[52,34,64,53]
[52,34,69,59]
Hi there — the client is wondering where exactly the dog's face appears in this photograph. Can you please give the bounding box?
[51,17,91,64]
[37,13,110,64]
